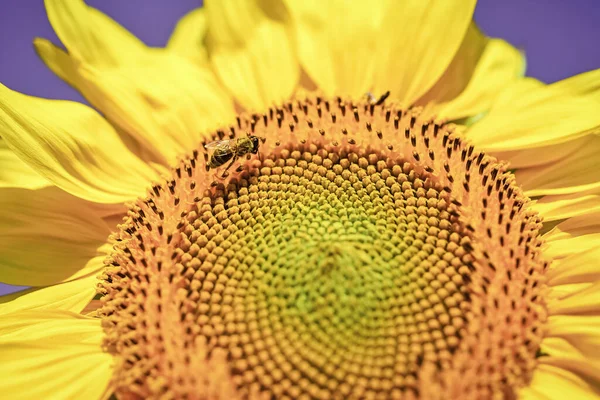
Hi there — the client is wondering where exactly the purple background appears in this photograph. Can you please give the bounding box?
[1,0,599,295]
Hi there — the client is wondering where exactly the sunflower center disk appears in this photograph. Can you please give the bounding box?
[207,150,470,397]
[99,95,548,399]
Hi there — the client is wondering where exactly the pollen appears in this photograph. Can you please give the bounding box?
[98,94,549,399]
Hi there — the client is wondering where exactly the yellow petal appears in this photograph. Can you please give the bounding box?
[284,0,388,97]
[0,187,111,286]
[550,68,600,103]
[0,83,159,203]
[548,283,595,301]
[35,39,234,166]
[547,247,600,286]
[543,212,600,260]
[372,0,477,106]
[543,236,600,262]
[167,8,209,66]
[433,37,525,121]
[516,135,600,197]
[490,77,545,107]
[545,316,600,356]
[44,0,144,66]
[547,281,600,315]
[0,274,98,315]
[34,37,166,162]
[539,337,600,388]
[0,139,49,189]
[205,0,299,110]
[532,187,600,222]
[32,37,79,89]
[417,24,487,111]
[33,38,166,167]
[545,211,600,238]
[492,135,588,170]
[41,0,236,165]
[76,56,235,164]
[518,364,599,400]
[466,77,600,152]
[0,310,112,399]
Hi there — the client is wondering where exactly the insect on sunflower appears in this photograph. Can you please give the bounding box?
[1,1,599,399]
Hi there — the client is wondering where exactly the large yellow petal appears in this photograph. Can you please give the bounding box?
[532,186,600,222]
[38,0,237,166]
[0,274,98,315]
[550,68,600,103]
[548,283,595,302]
[492,135,588,170]
[0,310,113,399]
[35,39,234,166]
[545,316,600,355]
[417,24,487,112]
[431,37,525,121]
[167,8,209,66]
[76,56,235,163]
[543,212,600,260]
[205,0,299,110]
[539,318,600,397]
[44,0,145,66]
[539,337,600,388]
[35,37,163,160]
[547,281,600,315]
[546,247,600,286]
[466,77,600,151]
[372,0,476,106]
[0,139,49,189]
[0,84,159,203]
[516,135,600,197]
[32,37,79,88]
[284,0,387,97]
[0,187,111,286]
[519,364,600,400]
[489,77,545,107]
[544,231,600,259]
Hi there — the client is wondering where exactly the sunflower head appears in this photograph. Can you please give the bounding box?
[96,93,550,399]
[0,1,599,400]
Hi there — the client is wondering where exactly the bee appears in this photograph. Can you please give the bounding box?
[364,90,391,106]
[204,135,261,177]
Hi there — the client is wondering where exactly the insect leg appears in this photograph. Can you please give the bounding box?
[375,91,391,106]
[221,154,239,178]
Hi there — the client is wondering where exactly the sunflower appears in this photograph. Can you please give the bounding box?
[1,0,599,399]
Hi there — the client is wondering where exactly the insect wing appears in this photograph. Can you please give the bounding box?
[204,139,232,150]
[364,92,376,104]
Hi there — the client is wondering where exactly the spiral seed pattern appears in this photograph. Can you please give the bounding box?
[99,95,548,400]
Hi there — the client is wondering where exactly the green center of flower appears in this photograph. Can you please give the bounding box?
[99,95,548,400]
[193,149,470,398]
